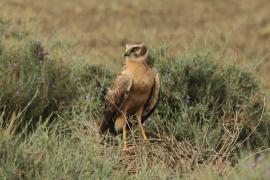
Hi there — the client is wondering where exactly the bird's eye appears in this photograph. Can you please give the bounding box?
[133,47,139,51]
[140,46,147,55]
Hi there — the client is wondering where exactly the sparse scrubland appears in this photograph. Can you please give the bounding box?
[0,19,270,179]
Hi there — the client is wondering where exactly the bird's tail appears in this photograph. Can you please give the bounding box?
[99,112,117,135]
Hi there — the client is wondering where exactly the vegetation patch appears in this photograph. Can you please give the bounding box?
[150,50,269,150]
[0,20,269,179]
[0,20,113,129]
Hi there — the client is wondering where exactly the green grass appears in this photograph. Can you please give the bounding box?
[0,19,270,179]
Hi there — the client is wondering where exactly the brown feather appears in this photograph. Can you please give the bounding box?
[100,44,160,137]
[142,71,161,124]
[99,74,132,134]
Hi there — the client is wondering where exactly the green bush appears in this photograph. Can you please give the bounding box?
[149,51,269,148]
[70,64,114,117]
[0,21,77,125]
[0,21,113,128]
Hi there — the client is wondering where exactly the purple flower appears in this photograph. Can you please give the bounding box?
[38,51,48,59]
[250,162,257,169]
[255,154,262,163]
[186,95,191,103]
[52,84,56,89]
[12,63,18,68]
[249,154,263,169]
[15,90,20,97]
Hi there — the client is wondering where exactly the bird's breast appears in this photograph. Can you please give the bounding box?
[121,62,156,114]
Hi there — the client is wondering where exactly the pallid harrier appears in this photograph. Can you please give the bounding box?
[99,43,160,150]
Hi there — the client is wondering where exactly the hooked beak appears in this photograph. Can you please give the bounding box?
[124,50,131,58]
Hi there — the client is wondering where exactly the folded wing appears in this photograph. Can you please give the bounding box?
[99,74,132,134]
[142,71,160,124]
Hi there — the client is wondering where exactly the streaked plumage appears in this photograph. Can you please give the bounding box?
[99,43,160,150]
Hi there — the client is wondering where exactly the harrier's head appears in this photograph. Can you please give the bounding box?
[124,43,151,64]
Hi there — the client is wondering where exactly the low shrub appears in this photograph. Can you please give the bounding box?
[149,50,269,149]
[0,21,78,126]
[0,20,113,129]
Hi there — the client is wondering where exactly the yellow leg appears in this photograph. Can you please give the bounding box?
[137,108,148,140]
[122,125,128,151]
[115,113,128,151]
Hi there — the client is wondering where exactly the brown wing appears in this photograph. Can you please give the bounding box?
[99,74,132,135]
[142,71,160,124]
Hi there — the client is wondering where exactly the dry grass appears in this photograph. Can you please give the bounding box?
[1,0,270,90]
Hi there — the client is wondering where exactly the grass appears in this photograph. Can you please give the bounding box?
[1,0,270,179]
[2,0,270,89]
[0,18,270,179]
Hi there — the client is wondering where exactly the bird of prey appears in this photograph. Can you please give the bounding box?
[99,43,160,150]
